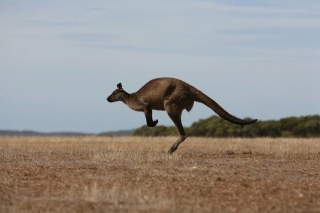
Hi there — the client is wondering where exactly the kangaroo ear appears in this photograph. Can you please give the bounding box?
[117,83,123,90]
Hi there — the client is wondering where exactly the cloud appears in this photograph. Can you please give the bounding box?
[23,20,86,27]
[58,33,116,42]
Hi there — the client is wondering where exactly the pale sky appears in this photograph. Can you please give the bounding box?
[1,1,320,133]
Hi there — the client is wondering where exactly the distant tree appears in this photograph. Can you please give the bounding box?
[132,115,320,138]
[132,125,177,136]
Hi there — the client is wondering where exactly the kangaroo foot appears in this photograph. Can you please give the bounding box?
[167,135,187,154]
[168,146,177,154]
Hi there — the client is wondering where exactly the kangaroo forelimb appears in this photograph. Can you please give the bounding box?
[144,106,158,127]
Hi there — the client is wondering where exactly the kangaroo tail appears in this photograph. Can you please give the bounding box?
[194,90,257,125]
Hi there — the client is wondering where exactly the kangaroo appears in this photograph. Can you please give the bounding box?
[107,77,257,154]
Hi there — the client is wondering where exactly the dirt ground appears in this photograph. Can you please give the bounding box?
[0,136,320,213]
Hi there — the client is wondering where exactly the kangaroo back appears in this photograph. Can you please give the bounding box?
[194,90,257,125]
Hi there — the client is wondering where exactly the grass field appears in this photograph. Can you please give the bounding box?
[0,136,320,213]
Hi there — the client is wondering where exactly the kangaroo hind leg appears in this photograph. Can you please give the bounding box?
[165,104,187,154]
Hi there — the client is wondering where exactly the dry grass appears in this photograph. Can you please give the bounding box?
[0,136,320,213]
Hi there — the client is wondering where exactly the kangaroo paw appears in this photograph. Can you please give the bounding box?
[147,119,158,127]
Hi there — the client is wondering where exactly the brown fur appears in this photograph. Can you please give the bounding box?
[107,77,257,154]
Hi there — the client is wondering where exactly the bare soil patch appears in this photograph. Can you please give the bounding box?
[1,137,320,212]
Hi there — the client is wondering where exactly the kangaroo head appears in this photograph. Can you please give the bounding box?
[107,82,128,102]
